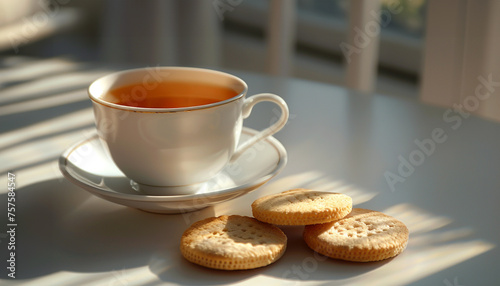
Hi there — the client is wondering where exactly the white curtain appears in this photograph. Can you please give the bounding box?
[420,0,500,122]
[100,0,221,67]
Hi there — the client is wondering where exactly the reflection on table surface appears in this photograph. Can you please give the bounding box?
[1,56,499,285]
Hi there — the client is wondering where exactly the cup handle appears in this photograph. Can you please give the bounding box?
[231,93,289,161]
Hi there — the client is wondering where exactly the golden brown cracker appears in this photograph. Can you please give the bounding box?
[251,189,352,225]
[180,215,287,270]
[303,208,409,262]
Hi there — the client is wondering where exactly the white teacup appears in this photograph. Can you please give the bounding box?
[88,67,289,195]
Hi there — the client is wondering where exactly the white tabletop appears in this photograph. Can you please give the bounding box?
[1,57,499,285]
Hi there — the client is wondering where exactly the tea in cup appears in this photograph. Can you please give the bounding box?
[88,67,289,195]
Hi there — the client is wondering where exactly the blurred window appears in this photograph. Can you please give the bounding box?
[224,0,427,77]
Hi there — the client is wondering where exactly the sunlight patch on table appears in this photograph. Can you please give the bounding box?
[0,89,88,116]
[21,266,157,286]
[0,71,106,105]
[410,227,474,246]
[0,108,94,149]
[0,127,95,174]
[338,203,496,286]
[0,57,78,86]
[383,203,452,234]
[19,271,83,286]
[257,171,377,205]
[341,240,494,286]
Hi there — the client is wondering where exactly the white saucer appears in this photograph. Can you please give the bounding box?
[59,127,287,214]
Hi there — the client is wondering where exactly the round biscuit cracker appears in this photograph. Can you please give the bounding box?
[303,208,409,262]
[251,189,352,225]
[180,215,287,270]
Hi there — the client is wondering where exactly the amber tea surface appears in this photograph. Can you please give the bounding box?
[104,81,239,108]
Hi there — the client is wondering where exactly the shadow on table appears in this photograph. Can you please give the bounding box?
[147,171,386,284]
[150,223,390,285]
[0,177,216,282]
[150,170,497,285]
[1,173,495,285]
[0,176,387,285]
[147,170,385,285]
